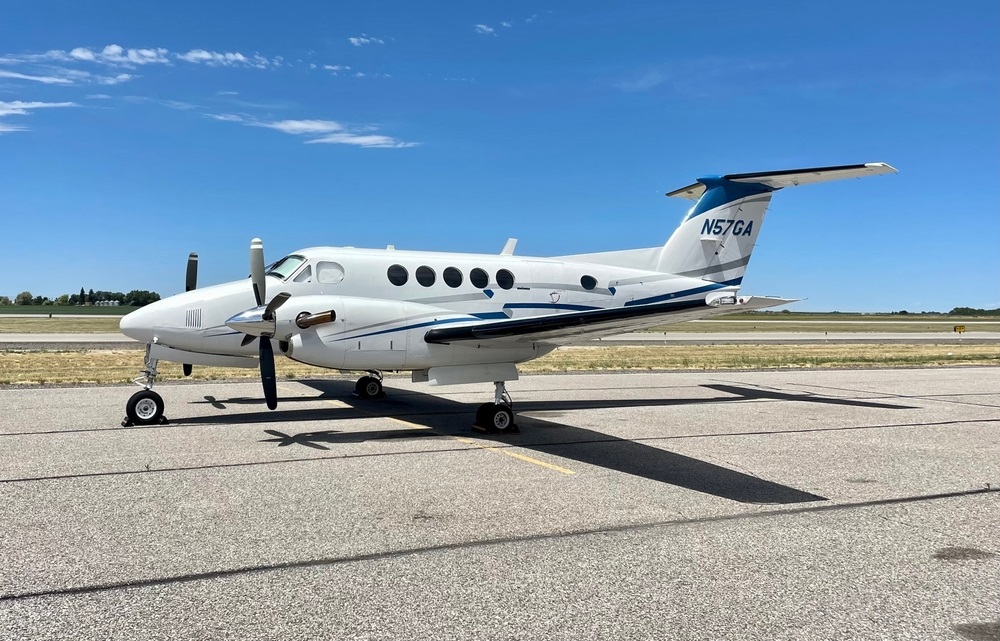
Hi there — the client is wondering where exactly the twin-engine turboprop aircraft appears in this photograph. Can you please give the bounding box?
[119,162,896,430]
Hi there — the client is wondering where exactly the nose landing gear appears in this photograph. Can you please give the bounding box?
[122,344,169,427]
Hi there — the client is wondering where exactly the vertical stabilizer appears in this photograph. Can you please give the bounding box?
[657,178,773,283]
[657,163,896,283]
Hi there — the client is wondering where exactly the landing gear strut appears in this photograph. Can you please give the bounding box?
[122,344,168,427]
[474,381,518,434]
[354,370,385,399]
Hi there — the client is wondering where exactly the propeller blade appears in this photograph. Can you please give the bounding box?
[250,238,265,307]
[264,292,291,320]
[240,333,256,347]
[259,337,278,410]
[185,252,198,292]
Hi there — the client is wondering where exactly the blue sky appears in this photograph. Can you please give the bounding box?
[1,0,997,312]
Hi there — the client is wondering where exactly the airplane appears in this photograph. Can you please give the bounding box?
[118,162,896,430]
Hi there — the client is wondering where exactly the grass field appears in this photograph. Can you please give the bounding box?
[0,306,138,316]
[2,344,998,385]
[1,315,997,335]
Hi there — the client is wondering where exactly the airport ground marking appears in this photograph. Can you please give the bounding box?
[455,436,575,475]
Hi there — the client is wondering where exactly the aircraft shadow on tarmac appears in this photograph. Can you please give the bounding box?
[179,379,918,506]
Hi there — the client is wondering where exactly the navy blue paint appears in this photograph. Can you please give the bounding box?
[683,178,773,222]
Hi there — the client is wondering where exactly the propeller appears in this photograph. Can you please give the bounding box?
[228,238,338,410]
[183,252,199,377]
[227,238,291,410]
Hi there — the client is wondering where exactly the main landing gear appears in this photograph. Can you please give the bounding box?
[354,370,386,399]
[474,381,518,434]
[122,344,168,427]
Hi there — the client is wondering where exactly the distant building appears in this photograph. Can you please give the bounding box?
[95,300,121,307]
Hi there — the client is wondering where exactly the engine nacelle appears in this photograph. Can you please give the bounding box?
[277,296,469,370]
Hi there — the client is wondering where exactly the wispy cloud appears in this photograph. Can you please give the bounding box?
[208,113,419,148]
[0,100,78,134]
[615,71,666,92]
[0,44,278,88]
[500,21,513,28]
[0,69,73,84]
[348,34,385,47]
[474,24,496,35]
[323,64,351,75]
[175,49,271,68]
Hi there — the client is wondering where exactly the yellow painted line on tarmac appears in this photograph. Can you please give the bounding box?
[387,417,432,430]
[454,436,575,475]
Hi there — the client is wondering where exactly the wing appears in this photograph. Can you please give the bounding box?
[424,295,795,347]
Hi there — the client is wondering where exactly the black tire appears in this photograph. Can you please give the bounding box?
[356,376,383,399]
[126,390,164,426]
[475,402,493,426]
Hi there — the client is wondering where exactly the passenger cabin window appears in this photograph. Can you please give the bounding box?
[581,275,597,290]
[416,265,436,287]
[443,267,463,288]
[293,265,312,283]
[266,255,306,280]
[496,269,515,290]
[387,264,408,286]
[317,261,345,284]
[470,268,488,288]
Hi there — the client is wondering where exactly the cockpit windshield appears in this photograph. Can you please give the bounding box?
[265,254,307,280]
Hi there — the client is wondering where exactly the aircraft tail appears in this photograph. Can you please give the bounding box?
[656,162,896,283]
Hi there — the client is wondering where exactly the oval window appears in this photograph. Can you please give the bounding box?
[317,261,345,284]
[581,275,597,290]
[444,266,463,288]
[387,264,408,286]
[496,269,515,290]
[470,268,489,288]
[416,265,436,287]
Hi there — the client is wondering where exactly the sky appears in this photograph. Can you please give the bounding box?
[1,0,997,312]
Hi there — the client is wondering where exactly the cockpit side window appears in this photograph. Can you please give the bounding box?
[293,265,312,283]
[266,255,306,280]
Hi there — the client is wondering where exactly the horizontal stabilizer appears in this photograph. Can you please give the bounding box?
[666,162,896,200]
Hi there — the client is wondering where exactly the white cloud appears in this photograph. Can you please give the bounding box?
[474,24,495,35]
[176,49,270,68]
[501,21,512,28]
[323,64,350,72]
[0,69,73,84]
[208,113,418,148]
[215,90,239,96]
[38,45,171,66]
[97,72,135,85]
[258,119,342,135]
[306,132,419,148]
[347,34,385,47]
[0,100,78,134]
[86,93,112,99]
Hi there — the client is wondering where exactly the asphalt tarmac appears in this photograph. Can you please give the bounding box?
[1,369,998,640]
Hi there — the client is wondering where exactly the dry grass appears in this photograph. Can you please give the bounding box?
[1,344,998,386]
[0,318,122,333]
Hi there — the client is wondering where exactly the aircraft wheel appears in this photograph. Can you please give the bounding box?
[356,376,383,399]
[126,390,164,426]
[485,405,515,433]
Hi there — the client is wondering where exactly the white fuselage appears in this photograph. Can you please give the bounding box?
[120,245,738,372]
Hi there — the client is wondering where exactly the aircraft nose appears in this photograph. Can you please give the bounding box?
[119,305,155,343]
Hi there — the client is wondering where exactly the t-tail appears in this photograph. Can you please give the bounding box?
[656,163,897,283]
